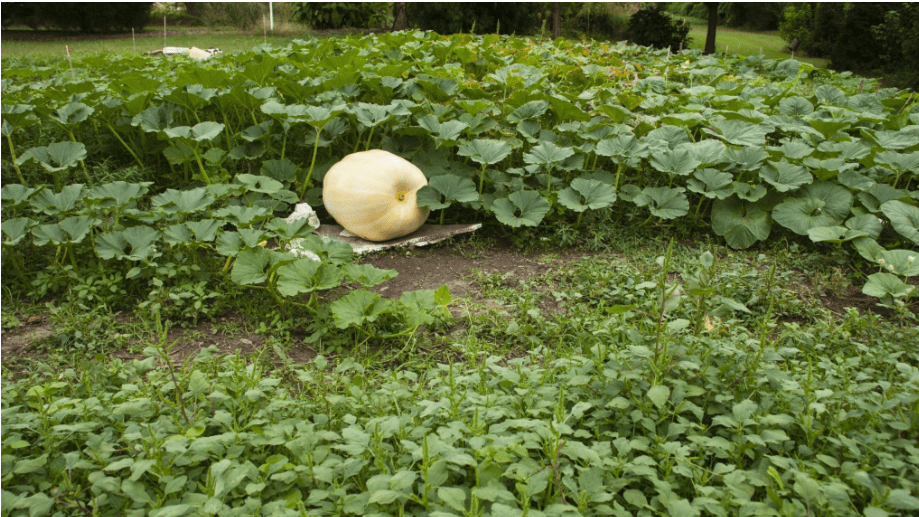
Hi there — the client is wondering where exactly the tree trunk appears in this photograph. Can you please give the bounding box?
[392,2,408,31]
[704,3,719,55]
[552,2,561,39]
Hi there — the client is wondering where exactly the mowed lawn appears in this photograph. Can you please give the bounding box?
[682,18,828,68]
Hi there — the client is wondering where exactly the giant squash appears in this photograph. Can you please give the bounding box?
[322,150,430,242]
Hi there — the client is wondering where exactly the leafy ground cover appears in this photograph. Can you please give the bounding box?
[1,29,918,516]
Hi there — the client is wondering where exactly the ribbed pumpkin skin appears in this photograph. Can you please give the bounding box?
[322,150,430,242]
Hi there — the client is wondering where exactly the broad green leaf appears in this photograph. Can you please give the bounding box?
[417,175,478,210]
[704,119,773,147]
[712,197,771,249]
[162,223,192,246]
[294,235,353,264]
[152,188,214,215]
[676,140,728,167]
[215,205,272,227]
[231,247,272,285]
[492,191,550,227]
[773,198,836,235]
[18,142,86,172]
[192,121,224,142]
[2,217,37,246]
[58,215,96,244]
[457,139,511,165]
[803,157,858,181]
[807,226,867,244]
[860,128,919,151]
[687,169,734,199]
[277,260,344,296]
[647,385,670,409]
[399,289,444,328]
[862,272,913,300]
[32,223,67,246]
[523,141,575,167]
[778,96,813,116]
[260,158,298,182]
[650,148,700,177]
[51,102,94,125]
[645,125,692,149]
[726,146,768,170]
[595,135,648,160]
[845,214,883,240]
[331,290,392,329]
[2,184,42,210]
[95,227,160,261]
[558,178,617,212]
[266,217,316,242]
[186,219,221,242]
[807,118,851,140]
[438,487,467,513]
[87,181,151,208]
[760,160,813,192]
[880,200,919,247]
[875,151,919,172]
[634,187,689,220]
[507,100,549,122]
[344,263,397,288]
[236,174,285,195]
[878,249,919,277]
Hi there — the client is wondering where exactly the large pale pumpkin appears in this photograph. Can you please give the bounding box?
[322,150,430,242]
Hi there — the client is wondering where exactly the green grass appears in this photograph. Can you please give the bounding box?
[677,16,828,69]
[0,26,329,60]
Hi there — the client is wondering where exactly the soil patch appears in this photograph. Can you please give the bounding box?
[360,239,601,300]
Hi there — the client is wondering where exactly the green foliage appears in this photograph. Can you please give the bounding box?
[408,2,543,35]
[1,29,918,315]
[196,2,267,31]
[2,243,918,516]
[564,4,630,41]
[627,6,691,52]
[294,2,390,30]
[779,3,814,53]
[718,2,786,31]
[1,2,153,32]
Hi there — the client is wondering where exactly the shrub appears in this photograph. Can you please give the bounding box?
[408,3,543,35]
[829,3,887,74]
[566,4,631,41]
[294,2,390,30]
[150,8,203,27]
[809,3,844,57]
[779,4,814,53]
[719,3,786,31]
[627,6,690,52]
[2,2,153,32]
[197,2,266,31]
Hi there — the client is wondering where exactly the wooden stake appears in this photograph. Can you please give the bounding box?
[65,45,75,80]
[163,16,166,48]
[132,28,136,55]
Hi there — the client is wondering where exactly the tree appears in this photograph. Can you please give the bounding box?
[552,2,561,39]
[705,3,719,54]
[392,2,408,31]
